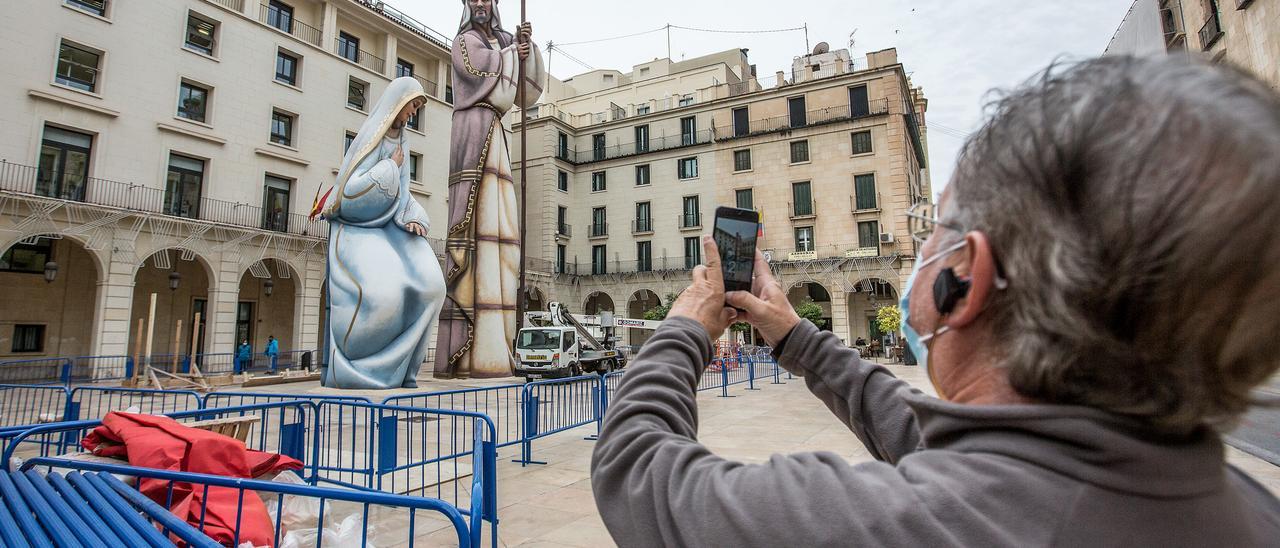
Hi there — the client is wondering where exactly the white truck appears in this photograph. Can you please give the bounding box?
[514,302,661,379]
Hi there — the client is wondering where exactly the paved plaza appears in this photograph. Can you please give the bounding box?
[230,360,1280,547]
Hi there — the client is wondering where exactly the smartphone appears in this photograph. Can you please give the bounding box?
[713,206,761,293]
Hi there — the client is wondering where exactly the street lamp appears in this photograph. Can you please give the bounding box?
[168,270,182,291]
[264,279,274,297]
[43,261,58,284]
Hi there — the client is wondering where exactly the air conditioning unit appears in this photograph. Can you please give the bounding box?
[879,232,894,244]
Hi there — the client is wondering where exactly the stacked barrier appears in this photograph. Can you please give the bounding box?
[0,349,319,385]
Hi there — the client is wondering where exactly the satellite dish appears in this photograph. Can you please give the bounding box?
[813,42,830,55]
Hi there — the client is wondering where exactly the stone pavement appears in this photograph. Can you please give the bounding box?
[245,361,1280,547]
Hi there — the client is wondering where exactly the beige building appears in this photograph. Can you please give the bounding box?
[1107,0,1279,88]
[513,45,931,347]
[0,0,454,368]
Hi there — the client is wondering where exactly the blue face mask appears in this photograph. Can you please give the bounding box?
[900,241,967,382]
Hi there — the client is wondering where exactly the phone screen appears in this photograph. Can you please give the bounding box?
[714,208,759,292]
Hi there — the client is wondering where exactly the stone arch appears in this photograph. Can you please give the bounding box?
[0,231,109,283]
[583,291,615,316]
[846,277,900,350]
[0,233,104,358]
[236,258,303,361]
[129,248,217,362]
[786,280,833,331]
[525,286,546,314]
[625,289,662,346]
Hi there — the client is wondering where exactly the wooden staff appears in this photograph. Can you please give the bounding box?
[171,319,182,374]
[516,0,529,330]
[133,318,145,382]
[143,293,156,381]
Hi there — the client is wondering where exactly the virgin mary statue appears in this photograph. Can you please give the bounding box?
[318,77,445,389]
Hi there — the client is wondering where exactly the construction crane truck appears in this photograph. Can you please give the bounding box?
[514,302,661,379]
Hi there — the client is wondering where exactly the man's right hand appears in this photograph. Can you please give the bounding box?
[391,147,404,167]
[725,250,800,347]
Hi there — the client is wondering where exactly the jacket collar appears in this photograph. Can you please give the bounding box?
[905,393,1226,497]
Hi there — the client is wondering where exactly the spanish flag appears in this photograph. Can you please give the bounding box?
[309,185,333,221]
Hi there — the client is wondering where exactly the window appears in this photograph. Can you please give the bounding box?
[266,0,293,32]
[678,157,698,180]
[556,244,567,273]
[858,221,880,250]
[409,153,421,182]
[177,81,209,123]
[164,154,205,219]
[790,140,810,163]
[337,31,360,63]
[396,58,414,78]
[684,237,701,269]
[348,77,368,110]
[795,227,814,252]
[0,240,53,274]
[270,109,294,146]
[637,241,652,272]
[788,96,807,128]
[343,131,356,152]
[792,181,813,216]
[275,49,299,86]
[733,149,752,172]
[735,188,754,210]
[851,130,873,155]
[407,105,422,131]
[678,95,694,107]
[682,195,700,228]
[557,132,569,160]
[557,206,568,235]
[262,175,292,232]
[592,134,606,161]
[635,201,652,232]
[732,106,749,137]
[849,85,870,117]
[185,12,218,56]
[37,125,92,201]
[635,125,650,153]
[854,174,877,210]
[55,41,100,92]
[636,105,650,115]
[592,245,608,275]
[635,164,650,186]
[591,171,607,192]
[591,206,607,238]
[680,117,697,145]
[11,325,45,353]
[66,0,107,17]
[557,170,568,192]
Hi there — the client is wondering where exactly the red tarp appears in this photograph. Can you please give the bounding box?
[82,412,303,547]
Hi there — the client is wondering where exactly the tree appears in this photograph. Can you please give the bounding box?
[876,305,901,334]
[643,293,677,321]
[794,298,828,329]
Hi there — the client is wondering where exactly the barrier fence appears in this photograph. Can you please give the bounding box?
[0,350,320,385]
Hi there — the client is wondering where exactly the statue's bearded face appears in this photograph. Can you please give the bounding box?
[468,0,493,26]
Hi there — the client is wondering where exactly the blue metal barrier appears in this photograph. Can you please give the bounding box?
[383,383,528,448]
[69,355,132,382]
[516,375,601,466]
[0,385,69,431]
[67,387,203,423]
[0,358,72,386]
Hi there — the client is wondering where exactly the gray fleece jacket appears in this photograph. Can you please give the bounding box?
[590,316,1280,547]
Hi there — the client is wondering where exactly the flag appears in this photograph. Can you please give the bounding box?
[309,185,333,221]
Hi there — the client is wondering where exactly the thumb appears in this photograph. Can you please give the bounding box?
[725,291,766,314]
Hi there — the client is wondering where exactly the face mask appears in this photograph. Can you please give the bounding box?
[900,241,967,392]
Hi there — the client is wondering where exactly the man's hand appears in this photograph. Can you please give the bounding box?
[391,147,404,167]
[405,222,427,237]
[668,236,738,340]
[725,250,800,347]
[517,22,532,60]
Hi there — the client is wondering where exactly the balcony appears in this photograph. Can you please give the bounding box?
[588,222,608,239]
[790,201,816,220]
[556,222,571,238]
[850,194,881,214]
[632,218,653,234]
[679,212,702,230]
[533,255,698,276]
[336,38,385,74]
[0,160,328,239]
[559,130,713,165]
[258,3,322,47]
[1198,10,1224,50]
[413,75,439,99]
[208,0,244,11]
[714,99,890,142]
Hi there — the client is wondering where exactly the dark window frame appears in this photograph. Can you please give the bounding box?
[55,41,101,93]
[854,173,878,210]
[849,84,870,117]
[732,106,749,137]
[275,49,299,86]
[733,149,752,172]
[677,157,698,180]
[164,153,205,219]
[11,324,46,353]
[266,0,294,33]
[270,109,294,146]
[591,171,607,192]
[557,170,568,192]
[635,125,650,153]
[0,240,54,274]
[635,164,651,186]
[795,226,815,252]
[857,220,881,250]
[177,81,209,123]
[66,0,108,17]
[790,140,810,164]
[337,31,360,63]
[184,11,218,56]
[788,95,807,128]
[735,188,754,210]
[851,130,873,155]
[347,77,368,111]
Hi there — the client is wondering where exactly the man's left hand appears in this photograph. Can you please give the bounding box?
[405,222,427,237]
[518,22,532,44]
[668,236,737,340]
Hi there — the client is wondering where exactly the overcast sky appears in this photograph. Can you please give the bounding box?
[398,0,1129,194]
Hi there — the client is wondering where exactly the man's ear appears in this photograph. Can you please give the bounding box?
[944,231,997,329]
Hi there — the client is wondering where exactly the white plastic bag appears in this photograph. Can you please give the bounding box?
[265,471,376,548]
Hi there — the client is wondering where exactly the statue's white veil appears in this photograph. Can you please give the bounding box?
[328,77,426,212]
[457,0,504,35]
